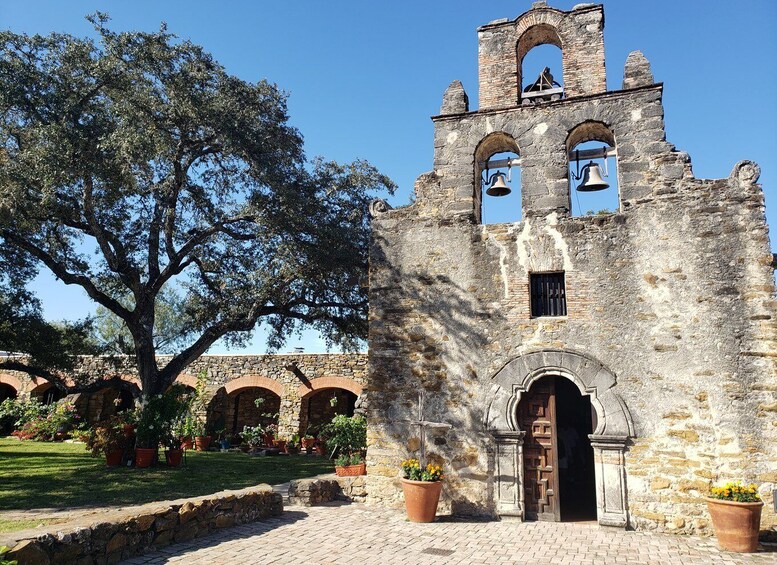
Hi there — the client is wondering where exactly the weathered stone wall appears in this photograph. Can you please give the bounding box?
[366,2,776,540]
[2,354,366,440]
[2,486,282,564]
[288,474,367,506]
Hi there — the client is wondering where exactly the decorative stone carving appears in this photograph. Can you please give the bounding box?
[484,349,633,527]
[491,430,525,517]
[368,199,392,218]
[731,160,761,186]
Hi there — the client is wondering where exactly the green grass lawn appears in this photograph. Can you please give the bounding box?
[0,438,333,511]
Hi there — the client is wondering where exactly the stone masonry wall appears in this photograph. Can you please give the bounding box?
[1,354,366,440]
[2,486,282,564]
[366,2,776,539]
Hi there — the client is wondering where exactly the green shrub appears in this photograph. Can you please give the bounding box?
[322,415,366,457]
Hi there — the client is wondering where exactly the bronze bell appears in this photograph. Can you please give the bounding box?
[486,172,511,197]
[576,161,609,192]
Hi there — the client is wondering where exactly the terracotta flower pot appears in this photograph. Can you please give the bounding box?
[165,448,183,467]
[180,436,193,450]
[122,424,136,439]
[274,440,287,453]
[301,438,315,449]
[315,441,327,456]
[706,497,763,552]
[335,462,366,477]
[105,449,123,467]
[194,435,211,451]
[135,447,157,468]
[401,478,443,523]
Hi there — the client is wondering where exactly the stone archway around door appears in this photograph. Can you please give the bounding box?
[483,349,634,528]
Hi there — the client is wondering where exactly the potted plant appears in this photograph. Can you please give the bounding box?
[134,405,160,468]
[215,428,230,450]
[706,481,763,552]
[301,434,316,453]
[135,385,191,468]
[163,433,184,467]
[191,417,211,451]
[262,423,277,447]
[400,458,444,523]
[84,418,128,467]
[335,453,366,476]
[322,415,367,475]
[241,425,264,453]
[179,414,196,450]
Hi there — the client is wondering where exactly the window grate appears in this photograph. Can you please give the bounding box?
[530,272,567,317]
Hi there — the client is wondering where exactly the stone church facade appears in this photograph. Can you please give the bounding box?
[365,1,776,537]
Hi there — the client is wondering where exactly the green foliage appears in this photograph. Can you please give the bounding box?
[93,288,195,355]
[0,16,395,397]
[334,453,363,467]
[3,399,81,441]
[135,385,191,448]
[710,481,761,503]
[0,544,17,565]
[84,416,128,456]
[400,458,444,482]
[0,397,51,429]
[240,425,264,448]
[322,414,366,456]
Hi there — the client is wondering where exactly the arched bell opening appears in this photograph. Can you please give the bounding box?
[517,25,564,104]
[566,121,620,216]
[225,387,281,435]
[474,132,522,225]
[299,388,357,437]
[518,375,597,522]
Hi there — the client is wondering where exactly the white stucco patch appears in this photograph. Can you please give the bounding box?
[533,122,548,136]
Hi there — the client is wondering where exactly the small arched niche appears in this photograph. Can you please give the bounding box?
[475,132,522,225]
[566,121,620,216]
[518,24,564,103]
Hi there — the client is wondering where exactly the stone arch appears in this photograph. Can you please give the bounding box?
[565,120,616,153]
[516,23,564,94]
[297,376,363,399]
[174,374,199,389]
[0,374,23,394]
[224,375,284,397]
[485,348,633,437]
[484,348,633,527]
[474,132,521,224]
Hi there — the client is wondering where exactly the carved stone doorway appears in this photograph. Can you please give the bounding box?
[485,349,634,528]
[520,375,597,522]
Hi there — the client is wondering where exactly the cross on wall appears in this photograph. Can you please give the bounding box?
[399,390,452,467]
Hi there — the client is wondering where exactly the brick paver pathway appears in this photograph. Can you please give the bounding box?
[122,503,776,565]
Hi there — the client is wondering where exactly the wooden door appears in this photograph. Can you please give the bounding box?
[519,379,561,521]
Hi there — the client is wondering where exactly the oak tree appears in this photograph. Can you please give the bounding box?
[0,16,394,397]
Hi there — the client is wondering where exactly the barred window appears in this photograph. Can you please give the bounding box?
[530,272,567,317]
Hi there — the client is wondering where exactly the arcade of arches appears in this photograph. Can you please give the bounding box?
[0,354,366,440]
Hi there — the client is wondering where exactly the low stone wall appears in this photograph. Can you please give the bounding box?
[287,474,367,506]
[3,486,282,564]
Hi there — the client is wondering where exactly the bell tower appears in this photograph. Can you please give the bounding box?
[478,0,606,108]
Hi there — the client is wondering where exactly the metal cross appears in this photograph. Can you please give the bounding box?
[400,390,452,467]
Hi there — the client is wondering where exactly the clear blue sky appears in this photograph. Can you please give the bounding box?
[3,1,776,354]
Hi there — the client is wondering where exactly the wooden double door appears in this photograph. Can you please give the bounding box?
[519,377,596,521]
